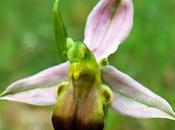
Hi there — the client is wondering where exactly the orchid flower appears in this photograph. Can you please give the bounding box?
[1,0,175,130]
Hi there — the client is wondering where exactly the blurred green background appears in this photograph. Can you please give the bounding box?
[0,0,175,130]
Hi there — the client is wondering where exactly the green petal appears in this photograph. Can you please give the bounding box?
[53,0,68,62]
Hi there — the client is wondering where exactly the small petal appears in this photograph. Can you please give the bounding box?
[112,93,175,120]
[84,0,133,59]
[102,65,175,119]
[0,62,69,106]
[53,0,68,62]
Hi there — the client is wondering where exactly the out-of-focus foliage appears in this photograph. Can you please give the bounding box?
[0,0,175,130]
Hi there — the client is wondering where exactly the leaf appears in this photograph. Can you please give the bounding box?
[0,62,69,106]
[102,65,175,120]
[53,0,68,62]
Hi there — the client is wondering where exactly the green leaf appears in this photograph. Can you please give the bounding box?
[53,0,68,62]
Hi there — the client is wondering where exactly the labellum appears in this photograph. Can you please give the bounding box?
[52,41,112,130]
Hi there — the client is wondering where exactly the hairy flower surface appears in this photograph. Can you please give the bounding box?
[1,0,175,130]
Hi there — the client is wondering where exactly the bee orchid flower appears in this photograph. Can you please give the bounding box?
[1,0,175,130]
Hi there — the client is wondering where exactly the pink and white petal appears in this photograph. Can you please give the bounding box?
[84,0,133,59]
[0,87,58,106]
[112,93,175,120]
[0,62,69,106]
[102,65,175,119]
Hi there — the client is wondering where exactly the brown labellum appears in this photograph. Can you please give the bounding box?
[52,73,111,130]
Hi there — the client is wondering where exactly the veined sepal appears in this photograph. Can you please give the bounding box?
[84,0,133,60]
[0,62,69,106]
[101,65,175,120]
